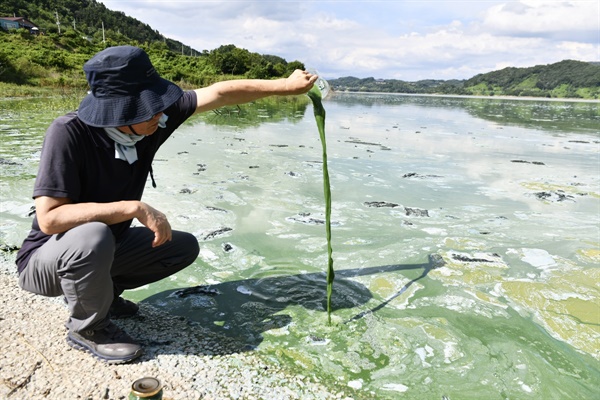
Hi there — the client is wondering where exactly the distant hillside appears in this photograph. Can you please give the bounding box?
[1,0,196,54]
[464,60,600,99]
[0,0,305,89]
[329,76,465,96]
[330,60,600,99]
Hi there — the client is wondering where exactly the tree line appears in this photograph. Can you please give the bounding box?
[329,60,600,99]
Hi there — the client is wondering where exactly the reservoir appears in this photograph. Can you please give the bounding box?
[1,93,598,399]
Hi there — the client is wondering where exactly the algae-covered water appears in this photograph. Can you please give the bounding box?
[1,94,599,399]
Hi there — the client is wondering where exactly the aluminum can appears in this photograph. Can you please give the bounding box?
[128,377,163,400]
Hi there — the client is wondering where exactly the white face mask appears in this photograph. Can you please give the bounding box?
[104,127,145,164]
[103,114,168,164]
[158,113,169,128]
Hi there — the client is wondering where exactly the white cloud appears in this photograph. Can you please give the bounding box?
[99,0,600,80]
[479,1,599,41]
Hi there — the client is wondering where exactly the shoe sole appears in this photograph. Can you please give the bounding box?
[67,336,143,364]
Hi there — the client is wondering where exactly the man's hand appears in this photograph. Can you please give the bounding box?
[285,69,319,95]
[136,202,172,247]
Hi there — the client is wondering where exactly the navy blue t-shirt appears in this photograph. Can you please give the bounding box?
[16,91,198,273]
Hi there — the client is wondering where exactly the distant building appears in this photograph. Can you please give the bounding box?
[0,17,41,34]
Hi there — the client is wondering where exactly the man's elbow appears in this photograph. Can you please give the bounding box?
[37,216,61,235]
[34,196,72,235]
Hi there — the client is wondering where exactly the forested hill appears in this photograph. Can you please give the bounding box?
[1,0,196,54]
[0,0,304,89]
[330,60,600,99]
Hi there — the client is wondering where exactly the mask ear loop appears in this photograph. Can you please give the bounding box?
[128,125,140,135]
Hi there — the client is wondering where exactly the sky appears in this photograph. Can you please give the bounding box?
[99,0,600,81]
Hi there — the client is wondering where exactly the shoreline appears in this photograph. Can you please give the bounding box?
[330,90,600,103]
[0,253,354,400]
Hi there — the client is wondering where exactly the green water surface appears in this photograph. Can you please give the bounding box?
[1,94,599,399]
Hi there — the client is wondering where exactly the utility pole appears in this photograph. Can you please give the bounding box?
[55,11,61,34]
[102,21,106,44]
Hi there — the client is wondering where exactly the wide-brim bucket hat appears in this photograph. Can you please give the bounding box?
[77,45,183,127]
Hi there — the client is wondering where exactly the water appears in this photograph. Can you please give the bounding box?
[1,94,599,399]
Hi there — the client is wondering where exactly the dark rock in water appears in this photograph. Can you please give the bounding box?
[203,227,233,240]
[308,335,328,345]
[345,139,390,151]
[0,158,21,166]
[568,140,590,144]
[180,188,194,194]
[249,166,260,169]
[451,253,499,263]
[364,201,399,208]
[222,243,234,252]
[405,207,429,217]
[428,254,445,269]
[177,151,189,155]
[534,191,575,202]
[286,213,326,225]
[511,160,545,165]
[172,285,221,298]
[27,205,36,217]
[0,244,19,253]
[285,171,300,177]
[403,172,419,178]
[206,206,228,213]
[270,144,289,148]
[402,172,443,179]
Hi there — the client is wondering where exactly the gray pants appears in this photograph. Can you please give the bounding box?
[18,222,199,332]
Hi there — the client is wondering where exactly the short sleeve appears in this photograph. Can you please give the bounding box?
[32,115,83,201]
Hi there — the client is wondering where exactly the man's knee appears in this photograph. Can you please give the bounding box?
[57,222,116,276]
[18,222,116,296]
[175,231,200,266]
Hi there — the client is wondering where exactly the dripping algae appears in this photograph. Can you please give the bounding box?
[307,85,335,324]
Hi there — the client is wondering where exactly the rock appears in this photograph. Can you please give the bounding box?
[533,191,575,202]
[405,207,429,217]
[364,201,399,208]
[203,227,233,240]
[286,213,325,225]
[511,160,545,165]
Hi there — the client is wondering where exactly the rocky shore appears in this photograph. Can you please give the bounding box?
[0,253,353,400]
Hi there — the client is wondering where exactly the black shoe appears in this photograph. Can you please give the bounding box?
[67,322,143,364]
[110,296,139,319]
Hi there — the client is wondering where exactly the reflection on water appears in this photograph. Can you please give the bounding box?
[1,93,599,398]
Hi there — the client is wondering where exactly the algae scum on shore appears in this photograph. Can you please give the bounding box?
[1,94,599,399]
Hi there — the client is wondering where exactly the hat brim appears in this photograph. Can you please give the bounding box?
[77,77,183,128]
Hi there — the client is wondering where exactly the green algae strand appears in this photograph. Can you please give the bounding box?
[307,85,335,324]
